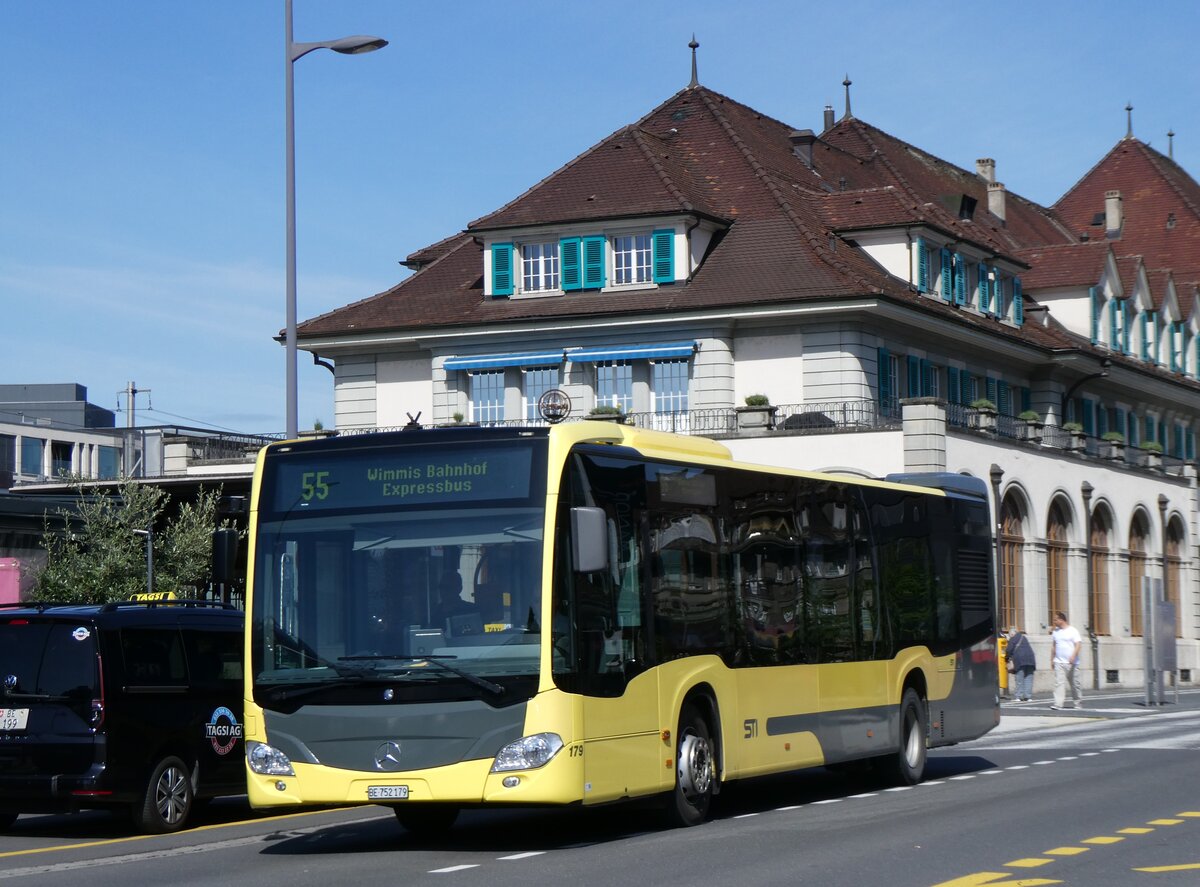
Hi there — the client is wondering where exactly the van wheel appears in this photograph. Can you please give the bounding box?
[394,804,459,834]
[666,704,715,827]
[876,688,927,786]
[133,756,194,833]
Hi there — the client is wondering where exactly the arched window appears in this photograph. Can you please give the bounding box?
[1166,517,1185,638]
[1047,501,1069,624]
[1089,508,1111,635]
[1128,514,1149,636]
[1000,496,1025,630]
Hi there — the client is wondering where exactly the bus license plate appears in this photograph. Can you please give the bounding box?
[0,709,29,731]
[367,785,409,800]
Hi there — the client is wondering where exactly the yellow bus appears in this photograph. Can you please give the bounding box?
[243,422,998,831]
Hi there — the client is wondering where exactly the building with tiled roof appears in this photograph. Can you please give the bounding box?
[296,67,1199,691]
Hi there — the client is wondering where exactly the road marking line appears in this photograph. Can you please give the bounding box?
[1081,836,1123,845]
[884,786,914,792]
[812,799,841,805]
[1118,827,1153,834]
[734,813,760,819]
[1079,752,1101,757]
[499,852,545,860]
[849,792,878,798]
[1179,811,1200,817]
[1031,761,1056,765]
[1135,864,1200,872]
[1148,819,1183,825]
[0,808,385,860]
[1005,858,1054,868]
[930,872,1062,886]
[980,770,1004,775]
[949,776,975,781]
[774,805,804,811]
[1055,756,1077,761]
[1044,847,1088,856]
[1005,765,1029,770]
[431,864,479,873]
[921,780,946,786]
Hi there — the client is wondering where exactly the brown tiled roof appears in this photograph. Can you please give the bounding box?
[1016,241,1110,289]
[1055,138,1200,290]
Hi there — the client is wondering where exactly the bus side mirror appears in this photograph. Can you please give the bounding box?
[570,507,609,574]
[212,528,239,586]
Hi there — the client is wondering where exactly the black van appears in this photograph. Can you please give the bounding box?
[0,600,244,833]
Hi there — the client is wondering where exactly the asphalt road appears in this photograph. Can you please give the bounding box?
[1,689,1197,886]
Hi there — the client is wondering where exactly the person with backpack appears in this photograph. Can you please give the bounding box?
[1006,625,1037,702]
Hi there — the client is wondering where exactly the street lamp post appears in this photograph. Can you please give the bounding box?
[285,0,386,438]
[132,527,153,597]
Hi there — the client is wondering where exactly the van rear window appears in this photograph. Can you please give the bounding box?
[0,622,98,697]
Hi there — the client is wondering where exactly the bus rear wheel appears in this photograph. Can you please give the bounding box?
[666,705,715,827]
[394,804,460,835]
[876,688,927,786]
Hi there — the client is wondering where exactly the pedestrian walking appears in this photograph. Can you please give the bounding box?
[1050,611,1083,709]
[1006,626,1037,701]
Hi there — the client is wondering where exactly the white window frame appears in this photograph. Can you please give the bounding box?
[520,241,560,294]
[522,365,558,421]
[469,370,506,424]
[610,232,653,287]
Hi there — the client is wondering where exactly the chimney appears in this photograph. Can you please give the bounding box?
[976,158,996,183]
[1105,190,1123,237]
[987,182,1007,223]
[790,129,817,168]
[823,104,835,132]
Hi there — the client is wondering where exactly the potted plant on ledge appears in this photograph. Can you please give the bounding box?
[1140,439,1164,468]
[1101,431,1126,460]
[1061,421,1086,451]
[1017,409,1043,443]
[736,394,777,430]
[968,398,997,432]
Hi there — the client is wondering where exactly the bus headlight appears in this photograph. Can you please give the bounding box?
[491,733,564,772]
[247,741,296,776]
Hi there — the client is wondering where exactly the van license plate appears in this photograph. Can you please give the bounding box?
[367,785,409,800]
[0,709,29,731]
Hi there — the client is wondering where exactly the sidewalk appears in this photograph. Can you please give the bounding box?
[999,686,1200,720]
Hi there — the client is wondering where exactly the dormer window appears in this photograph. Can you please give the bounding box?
[522,241,560,292]
[488,228,676,298]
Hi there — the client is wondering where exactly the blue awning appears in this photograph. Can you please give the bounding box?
[443,349,566,371]
[566,341,697,363]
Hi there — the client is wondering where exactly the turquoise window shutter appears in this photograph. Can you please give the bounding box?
[1013,277,1023,324]
[1020,386,1031,413]
[1141,312,1150,360]
[995,276,1006,319]
[582,236,605,289]
[560,237,582,291]
[1145,415,1155,443]
[906,355,920,397]
[877,347,891,404]
[492,243,514,297]
[940,248,953,301]
[652,229,674,283]
[947,366,960,403]
[979,265,992,313]
[959,370,972,405]
[1089,286,1099,343]
[1121,301,1130,353]
[986,376,997,405]
[953,254,966,304]
[920,359,932,396]
[1174,424,1184,456]
[1097,406,1108,436]
[1082,399,1095,435]
[997,381,1011,416]
[1188,430,1196,460]
[1109,299,1119,346]
[916,238,928,291]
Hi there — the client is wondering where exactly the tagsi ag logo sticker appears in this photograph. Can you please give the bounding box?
[72,627,91,642]
[205,706,243,755]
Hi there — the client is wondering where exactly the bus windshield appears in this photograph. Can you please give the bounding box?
[251,437,547,703]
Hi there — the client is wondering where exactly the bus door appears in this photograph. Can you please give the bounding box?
[559,453,662,804]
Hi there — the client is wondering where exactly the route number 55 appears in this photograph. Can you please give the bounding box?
[301,471,330,502]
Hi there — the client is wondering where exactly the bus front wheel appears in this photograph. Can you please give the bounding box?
[877,688,927,786]
[666,705,715,827]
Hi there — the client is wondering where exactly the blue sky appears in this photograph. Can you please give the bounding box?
[3,1,1197,434]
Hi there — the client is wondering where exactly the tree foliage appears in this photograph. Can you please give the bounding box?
[32,479,225,605]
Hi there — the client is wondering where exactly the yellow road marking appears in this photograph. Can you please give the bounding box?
[1134,864,1200,873]
[1043,847,1088,856]
[1081,836,1123,845]
[930,874,1062,886]
[1118,827,1154,834]
[1147,819,1183,826]
[0,807,381,860]
[1178,812,1200,818]
[1004,859,1053,868]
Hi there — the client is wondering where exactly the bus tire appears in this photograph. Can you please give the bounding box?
[878,688,927,786]
[394,804,459,834]
[666,704,715,827]
[132,756,194,833]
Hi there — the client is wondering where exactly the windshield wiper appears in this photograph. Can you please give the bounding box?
[339,654,505,697]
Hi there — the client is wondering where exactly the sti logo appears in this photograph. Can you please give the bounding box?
[205,707,243,756]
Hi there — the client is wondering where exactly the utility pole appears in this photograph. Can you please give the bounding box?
[117,381,150,477]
